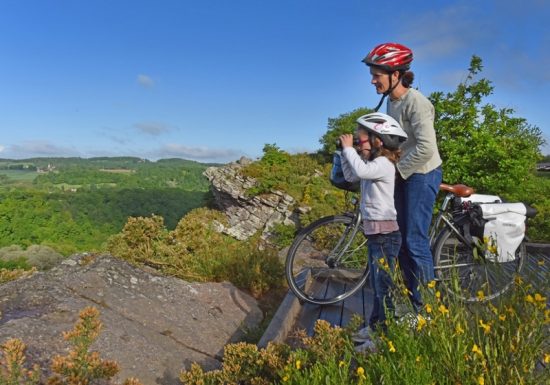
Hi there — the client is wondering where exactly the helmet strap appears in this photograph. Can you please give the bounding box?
[372,71,400,112]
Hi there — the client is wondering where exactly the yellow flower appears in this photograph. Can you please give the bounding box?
[388,340,396,353]
[476,290,485,300]
[438,304,449,316]
[425,304,432,314]
[537,259,545,266]
[403,287,412,296]
[534,293,546,302]
[435,291,441,300]
[282,375,289,382]
[416,315,427,331]
[525,294,535,303]
[544,354,550,364]
[427,280,436,289]
[472,344,483,357]
[295,360,301,370]
[478,376,485,385]
[455,323,465,335]
[479,319,491,334]
[514,275,523,285]
[357,366,367,380]
[339,360,345,368]
[416,355,421,362]
[499,314,506,321]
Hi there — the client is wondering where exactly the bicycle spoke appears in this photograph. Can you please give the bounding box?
[285,215,369,305]
[433,226,524,302]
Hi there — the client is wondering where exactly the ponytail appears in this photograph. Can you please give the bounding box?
[400,71,414,88]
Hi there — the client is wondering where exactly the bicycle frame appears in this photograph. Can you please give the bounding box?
[429,192,472,249]
[326,198,364,267]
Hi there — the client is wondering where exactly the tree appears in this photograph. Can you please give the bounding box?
[429,55,544,195]
[318,107,372,157]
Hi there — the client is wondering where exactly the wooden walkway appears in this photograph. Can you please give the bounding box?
[258,244,550,347]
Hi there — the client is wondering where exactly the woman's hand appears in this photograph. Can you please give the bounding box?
[339,134,354,148]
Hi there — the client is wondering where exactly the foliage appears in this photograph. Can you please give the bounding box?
[179,264,549,385]
[318,107,372,158]
[0,267,36,285]
[241,145,350,226]
[0,338,40,385]
[0,245,64,270]
[47,307,119,385]
[0,158,210,255]
[107,209,285,297]
[430,56,544,196]
[0,307,145,385]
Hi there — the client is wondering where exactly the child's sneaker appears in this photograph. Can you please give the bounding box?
[351,326,373,343]
[354,338,377,353]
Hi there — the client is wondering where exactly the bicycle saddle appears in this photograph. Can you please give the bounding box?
[439,183,475,197]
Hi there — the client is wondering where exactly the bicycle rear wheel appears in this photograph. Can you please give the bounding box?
[433,226,525,302]
[285,215,369,305]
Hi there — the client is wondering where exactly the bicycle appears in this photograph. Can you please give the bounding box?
[285,183,537,305]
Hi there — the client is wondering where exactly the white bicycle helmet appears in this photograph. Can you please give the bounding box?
[356,112,408,150]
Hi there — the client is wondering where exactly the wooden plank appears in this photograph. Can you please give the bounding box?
[262,244,550,348]
[341,283,367,327]
[317,279,345,328]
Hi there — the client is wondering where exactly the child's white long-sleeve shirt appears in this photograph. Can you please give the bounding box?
[341,147,397,222]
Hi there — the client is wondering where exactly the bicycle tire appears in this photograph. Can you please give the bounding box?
[433,226,525,302]
[285,215,369,305]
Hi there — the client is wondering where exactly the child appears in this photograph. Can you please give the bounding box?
[339,112,407,344]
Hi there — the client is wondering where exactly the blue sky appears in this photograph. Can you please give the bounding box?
[1,0,548,163]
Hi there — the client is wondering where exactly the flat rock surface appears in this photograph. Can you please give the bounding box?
[0,254,263,384]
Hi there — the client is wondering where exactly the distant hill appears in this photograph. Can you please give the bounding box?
[0,156,223,170]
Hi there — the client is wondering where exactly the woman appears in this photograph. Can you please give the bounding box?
[363,42,442,313]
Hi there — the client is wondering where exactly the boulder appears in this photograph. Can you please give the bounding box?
[0,253,263,384]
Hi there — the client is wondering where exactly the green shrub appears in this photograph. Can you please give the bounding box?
[107,209,284,297]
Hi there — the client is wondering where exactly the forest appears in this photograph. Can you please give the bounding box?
[0,157,213,255]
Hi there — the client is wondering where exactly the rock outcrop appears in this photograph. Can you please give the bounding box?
[204,157,296,241]
[0,253,262,385]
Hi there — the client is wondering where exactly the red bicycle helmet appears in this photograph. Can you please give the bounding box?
[362,43,413,72]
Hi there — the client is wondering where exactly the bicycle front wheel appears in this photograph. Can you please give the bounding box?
[433,226,525,302]
[285,215,369,305]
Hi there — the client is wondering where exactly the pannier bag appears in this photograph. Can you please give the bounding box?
[476,203,527,263]
[330,151,360,193]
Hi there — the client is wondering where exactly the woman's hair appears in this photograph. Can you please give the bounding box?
[400,71,414,88]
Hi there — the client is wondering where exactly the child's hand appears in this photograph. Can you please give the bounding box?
[340,134,354,148]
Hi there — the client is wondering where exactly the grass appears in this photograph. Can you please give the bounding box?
[0,170,38,182]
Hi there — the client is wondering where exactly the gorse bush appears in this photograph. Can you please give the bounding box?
[107,208,284,297]
[0,307,144,385]
[180,265,549,385]
[241,144,351,226]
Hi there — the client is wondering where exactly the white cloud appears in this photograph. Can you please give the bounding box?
[151,143,242,162]
[5,141,80,158]
[137,74,155,88]
[395,4,493,61]
[133,122,171,136]
[0,145,5,153]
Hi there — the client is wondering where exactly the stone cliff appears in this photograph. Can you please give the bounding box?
[204,157,297,241]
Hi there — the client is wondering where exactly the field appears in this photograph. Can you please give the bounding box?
[0,169,38,182]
